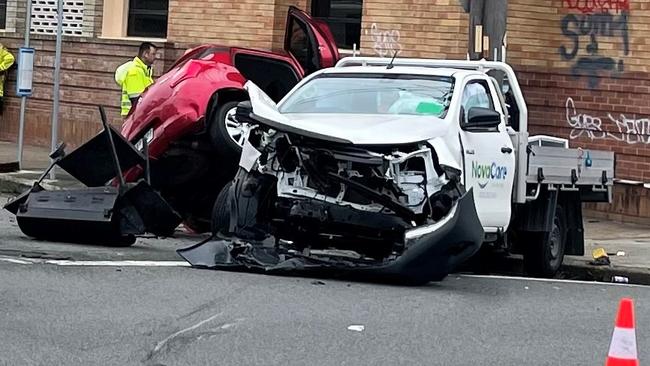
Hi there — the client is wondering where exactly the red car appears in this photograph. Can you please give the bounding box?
[119,7,339,231]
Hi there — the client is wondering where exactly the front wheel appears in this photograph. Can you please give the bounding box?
[522,205,567,277]
[208,100,249,164]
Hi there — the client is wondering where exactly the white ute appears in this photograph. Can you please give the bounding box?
[182,57,614,284]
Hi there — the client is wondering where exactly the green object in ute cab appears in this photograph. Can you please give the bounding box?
[415,102,444,115]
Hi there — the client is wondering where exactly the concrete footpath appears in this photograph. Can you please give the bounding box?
[1,140,649,284]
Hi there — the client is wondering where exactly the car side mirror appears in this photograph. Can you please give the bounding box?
[462,107,501,131]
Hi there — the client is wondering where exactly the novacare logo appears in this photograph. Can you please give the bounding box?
[472,161,508,189]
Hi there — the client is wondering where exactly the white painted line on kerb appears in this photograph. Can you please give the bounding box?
[461,274,649,288]
[0,255,190,267]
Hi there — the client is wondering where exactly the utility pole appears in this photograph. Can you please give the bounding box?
[50,0,64,179]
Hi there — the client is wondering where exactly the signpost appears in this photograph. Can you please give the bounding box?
[16,0,33,169]
[49,0,64,179]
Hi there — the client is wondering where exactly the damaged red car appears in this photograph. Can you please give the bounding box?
[119,7,339,231]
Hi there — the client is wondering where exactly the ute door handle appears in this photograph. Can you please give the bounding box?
[501,147,513,154]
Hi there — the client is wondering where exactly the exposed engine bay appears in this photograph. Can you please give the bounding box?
[244,128,462,252]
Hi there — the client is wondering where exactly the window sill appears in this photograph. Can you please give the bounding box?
[98,35,167,43]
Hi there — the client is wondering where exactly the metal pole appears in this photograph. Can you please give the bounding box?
[16,0,32,168]
[49,0,63,180]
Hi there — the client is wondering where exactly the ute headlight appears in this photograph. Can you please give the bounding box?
[134,128,154,151]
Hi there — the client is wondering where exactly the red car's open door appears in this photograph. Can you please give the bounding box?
[284,6,339,76]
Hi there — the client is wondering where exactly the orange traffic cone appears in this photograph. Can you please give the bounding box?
[606,298,639,366]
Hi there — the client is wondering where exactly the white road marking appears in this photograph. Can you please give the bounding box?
[153,312,223,354]
[461,274,649,288]
[0,255,645,288]
[0,255,190,267]
[0,257,35,265]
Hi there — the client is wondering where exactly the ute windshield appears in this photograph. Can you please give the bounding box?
[279,73,454,117]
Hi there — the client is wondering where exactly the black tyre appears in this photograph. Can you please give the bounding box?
[211,182,232,236]
[523,205,567,277]
[208,100,248,163]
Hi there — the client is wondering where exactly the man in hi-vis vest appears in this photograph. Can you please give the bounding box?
[115,42,157,117]
[0,43,15,114]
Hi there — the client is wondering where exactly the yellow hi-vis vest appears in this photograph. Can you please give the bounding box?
[117,57,153,116]
[0,47,15,97]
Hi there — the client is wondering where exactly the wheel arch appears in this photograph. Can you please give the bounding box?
[510,187,584,256]
[205,88,249,131]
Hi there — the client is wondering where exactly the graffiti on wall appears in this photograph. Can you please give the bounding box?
[559,1,630,89]
[564,0,630,14]
[566,97,650,144]
[366,23,402,58]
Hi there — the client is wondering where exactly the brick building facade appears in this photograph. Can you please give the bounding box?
[0,0,647,222]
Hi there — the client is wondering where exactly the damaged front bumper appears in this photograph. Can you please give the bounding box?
[177,189,484,284]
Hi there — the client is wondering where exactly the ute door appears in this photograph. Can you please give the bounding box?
[458,77,516,231]
[284,6,339,75]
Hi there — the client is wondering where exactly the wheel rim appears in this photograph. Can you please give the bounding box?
[549,217,561,260]
[224,106,249,146]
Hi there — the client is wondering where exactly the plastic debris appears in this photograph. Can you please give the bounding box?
[590,247,611,266]
[616,251,626,257]
[612,276,629,284]
[347,325,365,332]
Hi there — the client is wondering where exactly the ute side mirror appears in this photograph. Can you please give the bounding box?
[462,107,501,131]
[235,100,253,123]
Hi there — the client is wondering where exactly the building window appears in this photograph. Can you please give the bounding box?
[0,0,6,29]
[127,0,168,38]
[312,0,362,49]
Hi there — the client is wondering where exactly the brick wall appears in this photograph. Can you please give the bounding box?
[167,0,278,50]
[359,0,468,58]
[507,0,650,221]
[0,0,188,149]
[0,35,177,148]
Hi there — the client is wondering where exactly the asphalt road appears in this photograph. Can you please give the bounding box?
[1,261,648,366]
[0,199,204,262]
[1,196,649,365]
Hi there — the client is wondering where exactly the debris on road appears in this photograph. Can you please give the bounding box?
[590,248,611,266]
[612,276,629,284]
[347,325,365,332]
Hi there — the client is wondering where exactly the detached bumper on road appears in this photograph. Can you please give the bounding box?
[177,189,484,284]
